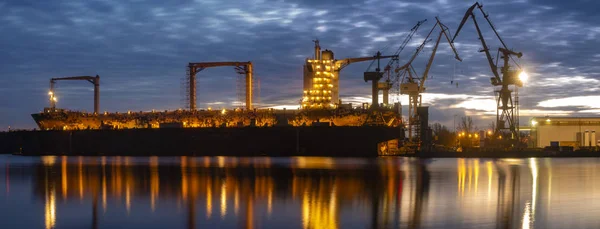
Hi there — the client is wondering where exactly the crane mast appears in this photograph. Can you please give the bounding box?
[395,17,462,148]
[452,2,525,142]
[187,62,253,111]
[49,75,100,114]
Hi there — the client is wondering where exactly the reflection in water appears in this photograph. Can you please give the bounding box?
[3,156,600,228]
[44,172,56,229]
[298,175,338,229]
[206,176,212,219]
[78,156,83,200]
[458,159,466,196]
[545,159,552,213]
[102,157,107,212]
[4,163,8,195]
[61,156,67,199]
[522,158,538,229]
[150,156,159,212]
[487,161,493,199]
[220,182,226,218]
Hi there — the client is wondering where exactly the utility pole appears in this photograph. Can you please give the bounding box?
[453,114,457,133]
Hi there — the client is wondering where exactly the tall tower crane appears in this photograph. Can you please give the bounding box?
[187,62,253,111]
[395,17,462,146]
[49,75,100,114]
[452,2,527,142]
[302,40,397,109]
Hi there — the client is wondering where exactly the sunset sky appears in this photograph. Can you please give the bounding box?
[1,0,599,130]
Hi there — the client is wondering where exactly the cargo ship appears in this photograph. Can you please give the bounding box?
[10,40,406,156]
[32,40,402,131]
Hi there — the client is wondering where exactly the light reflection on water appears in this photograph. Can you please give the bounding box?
[1,156,600,229]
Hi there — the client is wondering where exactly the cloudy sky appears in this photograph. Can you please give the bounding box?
[1,0,599,130]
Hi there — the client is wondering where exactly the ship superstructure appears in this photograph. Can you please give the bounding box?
[302,40,336,108]
[302,40,397,109]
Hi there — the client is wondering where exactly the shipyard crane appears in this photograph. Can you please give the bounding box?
[452,2,527,142]
[395,17,462,147]
[383,19,428,79]
[379,19,428,106]
[362,51,400,108]
[333,49,398,107]
[187,62,253,110]
[49,75,100,114]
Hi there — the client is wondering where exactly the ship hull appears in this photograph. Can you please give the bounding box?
[31,107,402,130]
[2,126,401,157]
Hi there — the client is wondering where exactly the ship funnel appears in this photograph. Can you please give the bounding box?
[313,39,321,60]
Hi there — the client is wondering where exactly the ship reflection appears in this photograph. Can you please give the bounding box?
[31,156,543,229]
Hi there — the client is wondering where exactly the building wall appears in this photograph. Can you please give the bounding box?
[533,118,600,148]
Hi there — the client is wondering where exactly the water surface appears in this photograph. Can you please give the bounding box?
[1,155,600,229]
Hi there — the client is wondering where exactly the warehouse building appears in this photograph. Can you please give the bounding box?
[530,117,600,148]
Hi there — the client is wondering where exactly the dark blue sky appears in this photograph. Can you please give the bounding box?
[1,0,599,130]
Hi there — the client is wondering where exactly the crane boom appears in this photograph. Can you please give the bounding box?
[49,75,100,114]
[335,54,397,71]
[382,20,428,89]
[187,61,253,110]
[394,33,432,73]
[394,19,428,57]
[453,2,522,83]
[384,19,427,70]
[420,17,462,90]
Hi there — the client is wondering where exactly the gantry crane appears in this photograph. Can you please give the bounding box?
[395,17,462,146]
[187,62,253,110]
[49,75,100,114]
[452,2,526,141]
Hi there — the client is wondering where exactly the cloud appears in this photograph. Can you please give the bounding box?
[538,96,600,109]
[450,98,496,113]
[0,0,598,130]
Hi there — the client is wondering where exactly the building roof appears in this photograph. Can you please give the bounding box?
[531,116,600,121]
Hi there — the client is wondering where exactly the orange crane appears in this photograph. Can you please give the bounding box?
[452,2,526,141]
[187,62,253,110]
[395,17,462,145]
[49,75,100,114]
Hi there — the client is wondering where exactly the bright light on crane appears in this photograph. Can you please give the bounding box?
[48,91,53,95]
[519,70,529,83]
[52,97,57,102]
